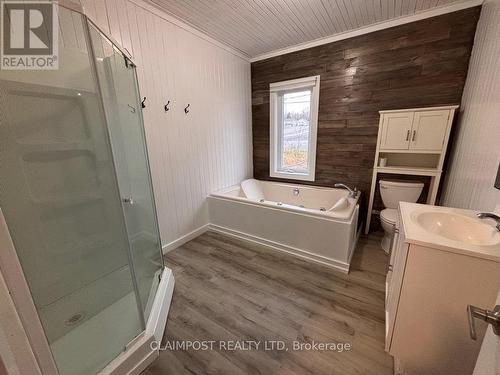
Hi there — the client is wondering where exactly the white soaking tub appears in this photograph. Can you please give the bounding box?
[207,179,360,273]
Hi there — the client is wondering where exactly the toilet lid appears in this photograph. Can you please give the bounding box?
[380,208,397,224]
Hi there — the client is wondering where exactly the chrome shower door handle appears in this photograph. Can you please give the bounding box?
[122,197,134,205]
[467,304,500,340]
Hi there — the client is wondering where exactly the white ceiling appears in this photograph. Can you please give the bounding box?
[147,0,478,60]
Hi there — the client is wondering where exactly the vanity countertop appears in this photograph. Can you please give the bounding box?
[399,202,500,262]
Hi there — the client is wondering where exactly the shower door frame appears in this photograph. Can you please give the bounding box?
[77,0,166,324]
[0,1,168,374]
[85,23,165,319]
[82,12,149,330]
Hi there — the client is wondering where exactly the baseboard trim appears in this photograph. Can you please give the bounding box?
[208,224,349,273]
[161,224,210,254]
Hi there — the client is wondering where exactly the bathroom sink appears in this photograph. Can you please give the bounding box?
[414,211,500,246]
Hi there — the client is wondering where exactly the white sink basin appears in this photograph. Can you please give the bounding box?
[414,211,500,246]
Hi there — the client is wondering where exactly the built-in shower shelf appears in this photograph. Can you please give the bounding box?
[18,141,93,155]
[32,193,102,207]
[48,234,114,257]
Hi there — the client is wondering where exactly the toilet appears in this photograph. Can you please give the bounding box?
[379,180,424,253]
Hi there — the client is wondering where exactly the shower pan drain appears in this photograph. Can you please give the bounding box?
[65,312,86,326]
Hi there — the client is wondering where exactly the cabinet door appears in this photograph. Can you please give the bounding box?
[410,110,450,151]
[386,229,409,352]
[379,112,413,150]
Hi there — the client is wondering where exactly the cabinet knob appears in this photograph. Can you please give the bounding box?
[406,130,410,141]
[412,130,416,142]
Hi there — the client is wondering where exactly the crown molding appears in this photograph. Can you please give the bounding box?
[250,0,483,63]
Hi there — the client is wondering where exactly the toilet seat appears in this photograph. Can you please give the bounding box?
[380,208,397,225]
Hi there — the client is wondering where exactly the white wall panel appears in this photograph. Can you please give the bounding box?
[81,0,253,246]
[442,0,500,211]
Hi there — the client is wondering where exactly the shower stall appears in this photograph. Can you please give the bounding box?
[0,2,173,375]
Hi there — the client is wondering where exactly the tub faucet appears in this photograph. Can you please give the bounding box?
[477,212,500,231]
[334,183,357,198]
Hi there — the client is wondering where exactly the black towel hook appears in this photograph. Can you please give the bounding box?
[184,104,190,114]
[164,100,170,112]
[141,97,146,108]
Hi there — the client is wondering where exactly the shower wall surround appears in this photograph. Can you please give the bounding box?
[81,0,253,249]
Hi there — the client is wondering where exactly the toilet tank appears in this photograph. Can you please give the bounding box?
[379,180,424,209]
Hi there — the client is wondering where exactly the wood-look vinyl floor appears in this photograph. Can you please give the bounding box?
[143,231,393,375]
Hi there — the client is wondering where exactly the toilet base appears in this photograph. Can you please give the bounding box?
[381,232,392,254]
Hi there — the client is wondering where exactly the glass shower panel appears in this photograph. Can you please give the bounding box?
[0,8,143,375]
[88,25,163,321]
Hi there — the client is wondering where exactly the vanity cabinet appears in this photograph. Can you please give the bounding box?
[386,203,500,375]
[379,108,452,152]
[385,213,409,349]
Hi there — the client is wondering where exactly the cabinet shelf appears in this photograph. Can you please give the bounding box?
[376,166,441,176]
[378,149,442,154]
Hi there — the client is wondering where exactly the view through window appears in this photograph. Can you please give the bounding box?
[279,90,311,173]
[270,75,319,181]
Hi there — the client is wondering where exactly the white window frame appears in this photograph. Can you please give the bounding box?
[269,75,320,181]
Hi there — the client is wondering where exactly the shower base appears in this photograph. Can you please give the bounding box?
[52,267,174,375]
[52,292,140,374]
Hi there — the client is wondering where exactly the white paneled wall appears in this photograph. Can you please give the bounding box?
[81,0,253,248]
[442,0,500,211]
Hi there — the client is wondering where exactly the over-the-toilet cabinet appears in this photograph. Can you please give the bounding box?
[379,109,451,151]
[365,105,458,234]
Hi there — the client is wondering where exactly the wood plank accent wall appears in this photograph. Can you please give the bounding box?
[251,7,481,217]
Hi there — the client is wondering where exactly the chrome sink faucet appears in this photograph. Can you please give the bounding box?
[334,183,358,198]
[477,212,500,231]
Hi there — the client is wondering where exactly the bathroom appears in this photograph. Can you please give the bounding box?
[0,0,499,374]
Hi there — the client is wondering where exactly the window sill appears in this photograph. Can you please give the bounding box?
[270,170,315,182]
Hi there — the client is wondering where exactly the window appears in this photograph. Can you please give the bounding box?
[269,75,320,181]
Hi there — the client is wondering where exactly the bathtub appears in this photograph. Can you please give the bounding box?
[207,179,360,273]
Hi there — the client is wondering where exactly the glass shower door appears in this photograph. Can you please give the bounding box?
[0,8,144,375]
[88,25,163,321]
